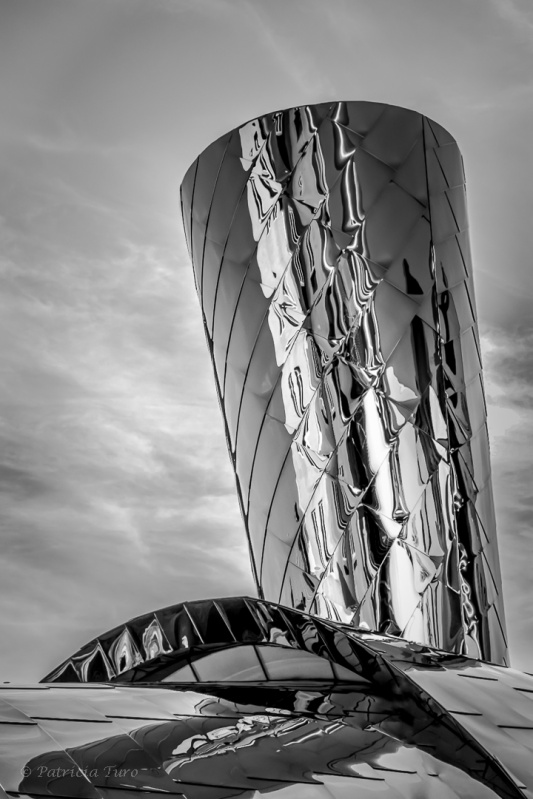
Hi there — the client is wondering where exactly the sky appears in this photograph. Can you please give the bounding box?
[0,0,531,680]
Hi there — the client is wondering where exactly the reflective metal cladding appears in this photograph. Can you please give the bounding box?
[37,597,533,798]
[181,101,507,664]
[0,101,525,799]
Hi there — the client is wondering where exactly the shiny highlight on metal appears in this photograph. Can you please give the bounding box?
[36,597,533,798]
[0,100,529,799]
[181,101,507,664]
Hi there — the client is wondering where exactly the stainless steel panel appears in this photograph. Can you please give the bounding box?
[181,101,507,663]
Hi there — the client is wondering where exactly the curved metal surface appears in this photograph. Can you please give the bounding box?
[0,100,529,799]
[30,596,533,798]
[181,101,507,664]
[1,676,531,799]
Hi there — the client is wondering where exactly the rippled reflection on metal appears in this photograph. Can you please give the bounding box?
[27,596,533,797]
[181,101,507,664]
[4,675,531,799]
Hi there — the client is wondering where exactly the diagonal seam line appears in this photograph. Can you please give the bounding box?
[185,159,199,278]
[271,299,436,597]
[306,431,448,615]
[231,104,410,464]
[199,135,234,303]
[443,188,463,237]
[432,147,451,190]
[237,112,430,533]
[273,275,440,598]
[228,127,333,456]
[206,180,259,340]
[423,115,472,657]
[209,121,277,365]
[248,251,376,521]
[180,160,198,264]
[233,111,350,502]
[341,631,527,799]
[254,238,401,441]
[256,226,438,574]
[274,429,396,604]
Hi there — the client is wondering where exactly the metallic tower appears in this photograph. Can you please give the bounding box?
[3,101,531,799]
[181,101,507,664]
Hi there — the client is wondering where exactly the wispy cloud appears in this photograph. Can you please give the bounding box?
[0,0,531,679]
[0,186,251,679]
[242,0,336,99]
[480,323,533,668]
[486,0,533,46]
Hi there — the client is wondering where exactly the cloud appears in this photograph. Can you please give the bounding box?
[242,0,336,99]
[0,0,531,679]
[482,323,533,410]
[0,195,253,680]
[486,0,533,46]
[480,322,533,669]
